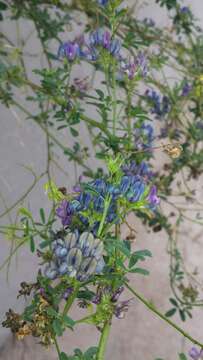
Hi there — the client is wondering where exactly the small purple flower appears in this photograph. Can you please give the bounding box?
[181,82,192,96]
[136,51,148,77]
[114,299,132,319]
[58,41,80,61]
[73,77,90,92]
[63,287,74,300]
[119,52,148,80]
[109,39,121,56]
[120,60,137,80]
[98,0,108,5]
[148,185,160,206]
[111,286,124,302]
[56,200,73,226]
[189,347,203,360]
[103,31,111,49]
[180,6,190,14]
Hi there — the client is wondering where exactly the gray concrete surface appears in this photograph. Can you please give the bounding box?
[1,1,203,359]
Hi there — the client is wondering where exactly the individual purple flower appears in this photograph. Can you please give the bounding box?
[148,185,160,206]
[109,38,121,56]
[103,31,111,49]
[73,77,90,92]
[56,200,73,226]
[181,81,192,96]
[114,299,132,319]
[189,347,203,360]
[111,286,124,302]
[136,51,148,77]
[63,287,74,300]
[98,0,108,5]
[58,41,80,61]
[120,59,137,80]
[180,6,190,14]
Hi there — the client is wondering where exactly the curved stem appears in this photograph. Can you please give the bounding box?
[0,171,46,219]
[125,281,203,348]
[96,321,111,360]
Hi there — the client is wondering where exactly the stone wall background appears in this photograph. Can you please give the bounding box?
[0,1,203,359]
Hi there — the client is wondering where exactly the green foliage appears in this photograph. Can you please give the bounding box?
[1,0,203,359]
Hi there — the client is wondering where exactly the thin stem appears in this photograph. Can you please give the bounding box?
[0,171,46,219]
[96,321,111,360]
[125,281,203,348]
[112,63,117,136]
[10,100,93,176]
[97,196,112,237]
[53,336,61,359]
[62,286,78,317]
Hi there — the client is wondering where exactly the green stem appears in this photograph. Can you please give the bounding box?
[96,321,111,360]
[97,196,112,237]
[62,286,78,317]
[125,281,203,348]
[53,336,61,359]
[112,63,117,136]
[0,171,46,219]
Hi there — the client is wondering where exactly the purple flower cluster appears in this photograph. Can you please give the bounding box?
[56,162,160,231]
[44,231,105,282]
[58,29,147,80]
[122,160,154,181]
[87,28,121,59]
[145,89,170,118]
[58,29,121,63]
[134,123,154,149]
[120,52,148,79]
[92,285,132,319]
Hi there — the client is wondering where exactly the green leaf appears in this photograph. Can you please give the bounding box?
[179,353,188,360]
[39,239,51,249]
[129,254,139,268]
[19,207,33,219]
[0,2,7,10]
[62,315,75,329]
[53,319,63,336]
[130,268,149,275]
[84,347,98,359]
[169,298,178,307]
[39,208,46,224]
[129,249,152,268]
[70,127,79,137]
[30,236,35,253]
[95,89,104,100]
[165,308,177,317]
[179,309,186,322]
[60,353,69,360]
